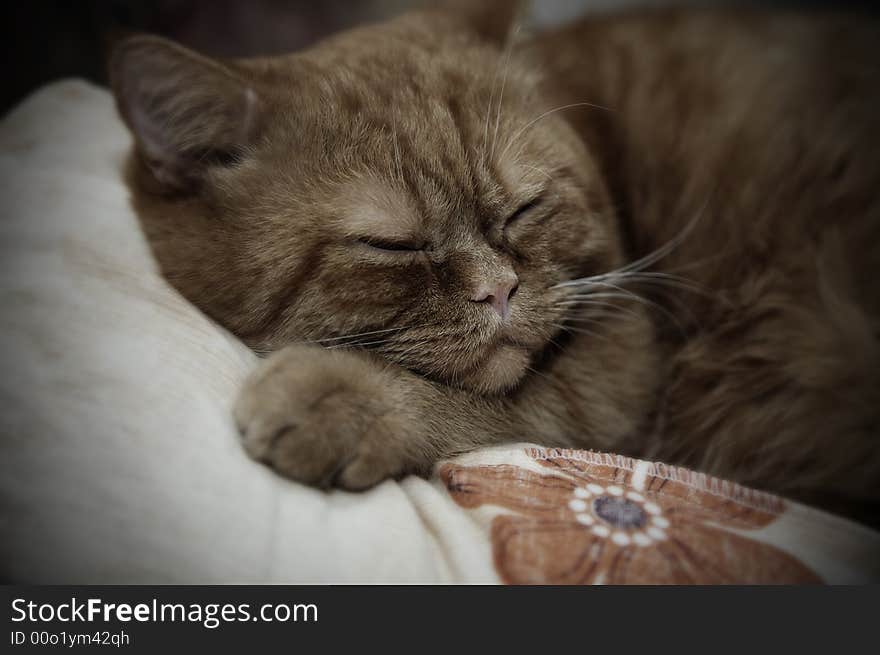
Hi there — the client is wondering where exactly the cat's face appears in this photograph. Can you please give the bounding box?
[113,5,625,394]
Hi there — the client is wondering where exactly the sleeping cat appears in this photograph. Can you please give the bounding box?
[109,2,880,524]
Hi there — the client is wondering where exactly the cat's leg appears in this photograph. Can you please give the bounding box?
[233,343,519,490]
[234,304,661,490]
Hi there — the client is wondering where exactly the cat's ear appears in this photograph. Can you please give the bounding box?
[438,0,524,45]
[110,35,261,194]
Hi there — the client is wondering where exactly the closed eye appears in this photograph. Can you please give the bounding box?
[357,237,424,253]
[505,196,545,228]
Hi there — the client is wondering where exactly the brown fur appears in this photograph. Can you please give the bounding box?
[529,7,880,523]
[110,3,880,523]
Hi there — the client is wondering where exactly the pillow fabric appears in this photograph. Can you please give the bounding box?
[0,80,475,583]
[1,81,877,584]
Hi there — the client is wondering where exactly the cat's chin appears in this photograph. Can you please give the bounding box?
[456,344,531,395]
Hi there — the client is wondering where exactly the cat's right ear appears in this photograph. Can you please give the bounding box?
[109,35,261,194]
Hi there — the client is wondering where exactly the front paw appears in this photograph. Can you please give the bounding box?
[233,344,413,490]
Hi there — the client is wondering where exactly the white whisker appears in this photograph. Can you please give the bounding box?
[520,163,555,184]
[552,321,614,344]
[307,322,436,345]
[392,123,404,182]
[576,282,686,333]
[553,200,710,292]
[324,338,396,350]
[556,296,646,320]
[500,101,612,160]
[491,25,520,160]
[561,272,710,298]
[482,41,506,159]
[525,365,557,386]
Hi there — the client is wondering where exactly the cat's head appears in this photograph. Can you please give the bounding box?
[111,1,628,394]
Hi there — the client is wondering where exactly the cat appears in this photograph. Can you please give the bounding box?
[109,1,880,524]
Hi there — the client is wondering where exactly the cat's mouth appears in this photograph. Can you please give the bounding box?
[455,341,532,395]
[439,310,563,394]
[371,304,562,395]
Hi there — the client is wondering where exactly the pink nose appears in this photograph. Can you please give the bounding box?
[471,278,519,319]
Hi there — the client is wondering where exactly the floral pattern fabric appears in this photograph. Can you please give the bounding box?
[440,448,823,584]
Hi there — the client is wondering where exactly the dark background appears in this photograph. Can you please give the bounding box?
[1,0,407,115]
[2,0,877,116]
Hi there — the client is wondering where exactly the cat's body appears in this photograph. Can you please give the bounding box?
[110,3,880,523]
[531,8,880,521]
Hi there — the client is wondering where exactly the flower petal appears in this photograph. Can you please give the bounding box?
[440,463,576,518]
[491,515,614,584]
[662,521,822,583]
[645,473,783,531]
[601,540,700,584]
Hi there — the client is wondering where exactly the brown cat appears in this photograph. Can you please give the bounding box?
[109,2,880,524]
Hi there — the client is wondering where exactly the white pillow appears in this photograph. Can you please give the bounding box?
[0,80,496,583]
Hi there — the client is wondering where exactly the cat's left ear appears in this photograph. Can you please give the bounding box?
[110,35,261,194]
[436,0,525,45]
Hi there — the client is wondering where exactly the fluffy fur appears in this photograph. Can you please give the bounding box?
[110,2,880,524]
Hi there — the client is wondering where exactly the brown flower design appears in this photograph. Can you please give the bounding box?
[440,448,821,584]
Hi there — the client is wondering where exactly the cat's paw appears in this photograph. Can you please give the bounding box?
[233,344,414,490]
